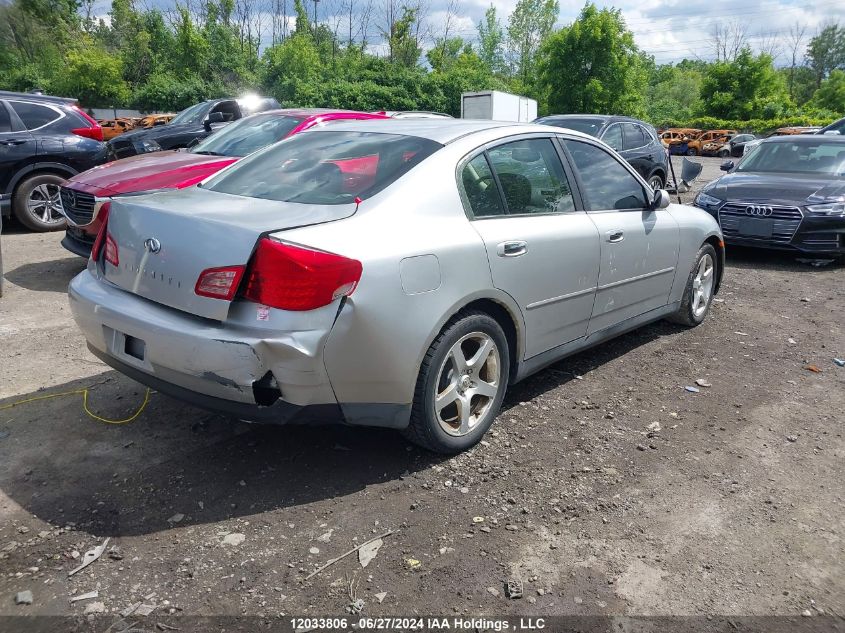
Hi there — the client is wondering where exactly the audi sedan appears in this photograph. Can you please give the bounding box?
[69,120,723,454]
[695,135,845,256]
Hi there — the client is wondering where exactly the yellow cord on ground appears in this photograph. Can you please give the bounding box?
[0,385,151,425]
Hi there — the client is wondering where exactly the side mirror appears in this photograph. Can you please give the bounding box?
[203,111,225,130]
[720,160,735,172]
[651,189,670,209]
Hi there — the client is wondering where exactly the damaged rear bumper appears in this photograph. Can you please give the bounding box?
[68,269,339,421]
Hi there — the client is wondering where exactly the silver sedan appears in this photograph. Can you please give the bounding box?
[69,120,724,453]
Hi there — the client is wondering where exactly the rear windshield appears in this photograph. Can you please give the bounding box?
[191,113,304,157]
[738,140,845,176]
[536,117,605,137]
[204,131,442,204]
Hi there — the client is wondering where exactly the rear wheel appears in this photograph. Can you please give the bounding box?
[686,147,698,157]
[718,149,730,158]
[13,173,66,232]
[403,311,510,454]
[647,173,664,190]
[668,244,717,327]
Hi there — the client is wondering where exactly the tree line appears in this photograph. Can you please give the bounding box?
[0,0,843,129]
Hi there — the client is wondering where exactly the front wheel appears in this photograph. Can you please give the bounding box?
[668,244,717,327]
[403,311,510,454]
[647,174,664,190]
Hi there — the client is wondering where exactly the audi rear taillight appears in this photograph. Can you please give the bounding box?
[71,106,104,142]
[241,239,362,311]
[90,202,111,262]
[195,266,245,300]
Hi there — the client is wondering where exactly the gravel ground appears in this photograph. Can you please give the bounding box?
[0,157,843,626]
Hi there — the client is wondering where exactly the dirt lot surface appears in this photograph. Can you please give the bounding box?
[1,157,843,626]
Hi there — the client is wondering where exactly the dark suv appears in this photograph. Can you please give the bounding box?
[108,96,280,160]
[534,114,670,190]
[0,90,107,231]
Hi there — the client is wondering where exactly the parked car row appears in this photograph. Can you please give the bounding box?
[67,118,723,454]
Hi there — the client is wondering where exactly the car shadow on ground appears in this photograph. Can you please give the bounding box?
[725,245,843,272]
[0,319,682,539]
[4,257,86,293]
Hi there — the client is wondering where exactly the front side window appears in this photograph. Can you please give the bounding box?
[205,131,442,205]
[191,113,304,157]
[564,139,648,210]
[602,124,623,151]
[9,101,60,130]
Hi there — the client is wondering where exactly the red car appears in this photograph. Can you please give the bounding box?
[60,109,387,257]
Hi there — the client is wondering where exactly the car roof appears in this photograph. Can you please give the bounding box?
[537,114,645,124]
[259,108,380,119]
[764,134,845,144]
[0,90,77,105]
[305,118,596,144]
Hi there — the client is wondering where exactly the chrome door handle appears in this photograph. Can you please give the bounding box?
[497,240,528,257]
[606,230,624,243]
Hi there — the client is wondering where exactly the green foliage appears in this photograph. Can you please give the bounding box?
[646,66,704,125]
[476,5,506,74]
[507,0,559,89]
[131,72,215,111]
[663,115,838,134]
[387,6,421,68]
[51,38,130,105]
[700,48,790,119]
[812,69,845,111]
[537,3,647,116]
[807,24,845,86]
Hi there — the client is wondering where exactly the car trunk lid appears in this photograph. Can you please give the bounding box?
[100,187,356,321]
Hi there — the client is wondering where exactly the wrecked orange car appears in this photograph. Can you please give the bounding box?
[686,129,737,156]
[660,128,701,147]
[98,117,136,141]
[137,113,176,128]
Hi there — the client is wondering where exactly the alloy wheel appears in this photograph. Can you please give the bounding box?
[433,332,501,437]
[648,175,663,191]
[26,183,63,225]
[691,253,715,318]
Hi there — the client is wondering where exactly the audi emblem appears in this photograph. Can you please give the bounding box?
[745,205,773,217]
[143,237,162,253]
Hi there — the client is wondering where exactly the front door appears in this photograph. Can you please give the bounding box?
[0,101,36,196]
[461,136,600,359]
[562,138,680,335]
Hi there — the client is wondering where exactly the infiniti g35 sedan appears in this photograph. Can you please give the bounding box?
[695,135,845,256]
[69,120,724,454]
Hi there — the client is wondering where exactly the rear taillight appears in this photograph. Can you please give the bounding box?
[89,203,111,262]
[195,266,245,300]
[241,239,362,311]
[71,106,104,142]
[104,233,119,266]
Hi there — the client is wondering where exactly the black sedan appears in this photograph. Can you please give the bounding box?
[694,135,845,256]
[534,114,670,190]
[107,96,279,159]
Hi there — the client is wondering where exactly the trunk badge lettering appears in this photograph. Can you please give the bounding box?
[144,238,162,253]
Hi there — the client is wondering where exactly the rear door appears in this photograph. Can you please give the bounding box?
[620,122,654,179]
[463,135,600,359]
[562,138,679,335]
[0,100,35,195]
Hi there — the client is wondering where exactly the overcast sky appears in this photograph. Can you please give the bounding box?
[92,0,845,65]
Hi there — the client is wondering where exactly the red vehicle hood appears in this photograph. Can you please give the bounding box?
[66,150,238,197]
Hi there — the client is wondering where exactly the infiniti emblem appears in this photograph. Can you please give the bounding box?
[144,237,162,253]
[745,205,773,217]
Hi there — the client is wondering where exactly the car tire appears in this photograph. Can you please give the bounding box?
[647,173,664,190]
[403,311,510,454]
[718,149,730,158]
[668,243,718,327]
[686,148,698,156]
[13,173,67,232]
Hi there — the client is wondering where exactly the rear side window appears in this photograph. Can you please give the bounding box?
[564,139,648,210]
[9,101,61,130]
[205,131,442,205]
[602,124,623,151]
[622,123,646,149]
[461,154,505,217]
[485,138,576,215]
[0,103,11,133]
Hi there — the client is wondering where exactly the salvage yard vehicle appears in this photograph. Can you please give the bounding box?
[729,133,757,157]
[695,135,845,256]
[137,113,174,128]
[98,117,136,141]
[534,114,670,190]
[107,96,279,159]
[69,120,723,454]
[0,90,107,232]
[61,109,387,257]
[686,129,737,156]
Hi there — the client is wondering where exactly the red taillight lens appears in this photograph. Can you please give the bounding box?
[195,266,246,301]
[104,233,119,266]
[241,239,362,311]
[72,106,104,142]
[89,203,111,262]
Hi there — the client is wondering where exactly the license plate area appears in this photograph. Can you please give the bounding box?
[738,218,774,238]
[124,334,146,361]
